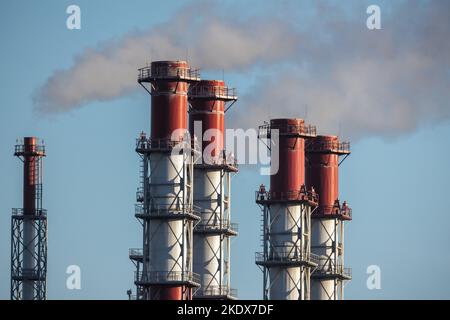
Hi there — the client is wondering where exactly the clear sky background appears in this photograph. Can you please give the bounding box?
[1,0,449,299]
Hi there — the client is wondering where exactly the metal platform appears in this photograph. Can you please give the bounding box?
[255,190,318,206]
[138,66,200,83]
[189,85,237,101]
[258,123,317,139]
[194,220,238,236]
[134,203,200,221]
[255,252,319,268]
[193,286,238,300]
[135,271,201,288]
[312,266,352,280]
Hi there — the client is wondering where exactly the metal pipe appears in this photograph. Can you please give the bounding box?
[23,137,37,299]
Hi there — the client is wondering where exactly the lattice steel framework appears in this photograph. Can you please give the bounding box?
[255,191,319,300]
[310,209,352,300]
[192,162,238,299]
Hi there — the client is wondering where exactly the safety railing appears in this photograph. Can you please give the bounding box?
[195,219,238,233]
[136,132,205,153]
[195,285,237,297]
[12,208,47,217]
[11,268,45,280]
[255,250,320,265]
[136,135,202,155]
[136,187,144,202]
[314,205,352,219]
[195,152,238,168]
[306,141,350,154]
[14,144,46,155]
[136,137,185,151]
[138,66,200,82]
[135,203,201,218]
[135,271,200,285]
[258,123,317,138]
[129,248,143,258]
[343,267,352,278]
[255,189,318,203]
[189,85,237,100]
[314,259,352,278]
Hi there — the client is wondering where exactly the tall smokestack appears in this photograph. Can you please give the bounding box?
[189,80,238,299]
[11,137,47,300]
[255,119,318,300]
[132,60,201,300]
[306,135,352,300]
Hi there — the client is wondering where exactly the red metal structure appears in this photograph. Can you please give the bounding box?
[306,135,351,218]
[189,80,232,155]
[270,119,308,194]
[150,61,190,140]
[22,138,40,215]
[189,80,238,299]
[306,135,352,300]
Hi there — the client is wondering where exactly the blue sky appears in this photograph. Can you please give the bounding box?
[1,0,449,299]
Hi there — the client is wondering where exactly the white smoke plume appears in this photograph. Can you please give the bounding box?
[35,1,450,140]
[228,1,450,140]
[34,2,299,113]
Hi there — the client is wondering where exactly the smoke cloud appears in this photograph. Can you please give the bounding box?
[35,1,450,140]
[230,1,450,140]
[34,3,299,113]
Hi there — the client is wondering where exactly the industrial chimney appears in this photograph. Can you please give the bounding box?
[11,137,47,300]
[306,135,352,300]
[255,119,318,300]
[131,61,201,300]
[189,80,238,299]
